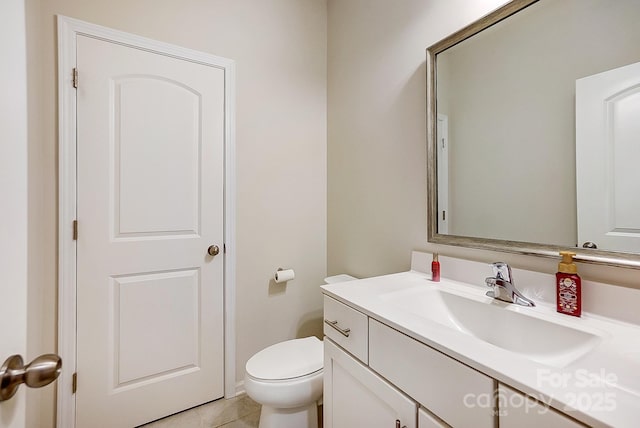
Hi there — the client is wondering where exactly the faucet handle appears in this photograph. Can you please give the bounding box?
[491,262,512,282]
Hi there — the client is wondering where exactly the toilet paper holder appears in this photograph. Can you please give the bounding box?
[274,268,295,283]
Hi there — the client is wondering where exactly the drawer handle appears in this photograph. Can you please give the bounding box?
[324,319,351,337]
[395,420,406,428]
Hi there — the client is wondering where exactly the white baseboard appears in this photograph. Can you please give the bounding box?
[235,380,246,397]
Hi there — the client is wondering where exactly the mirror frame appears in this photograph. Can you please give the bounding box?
[426,0,640,269]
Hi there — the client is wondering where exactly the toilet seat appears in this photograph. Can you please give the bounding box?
[246,336,323,381]
[244,369,323,409]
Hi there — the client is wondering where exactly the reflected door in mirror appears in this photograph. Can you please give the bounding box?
[577,60,640,253]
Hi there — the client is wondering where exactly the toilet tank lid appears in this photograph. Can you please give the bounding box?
[324,274,357,284]
[246,336,323,380]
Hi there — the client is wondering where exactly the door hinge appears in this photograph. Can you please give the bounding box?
[73,220,78,240]
[72,372,77,394]
[223,243,226,254]
[442,210,446,221]
[72,68,78,89]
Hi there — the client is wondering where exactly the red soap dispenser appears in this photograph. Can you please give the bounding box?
[556,251,581,317]
[431,253,440,282]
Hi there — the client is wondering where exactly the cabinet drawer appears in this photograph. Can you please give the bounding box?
[369,319,495,428]
[323,295,368,363]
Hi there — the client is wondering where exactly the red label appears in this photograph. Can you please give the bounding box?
[557,275,581,316]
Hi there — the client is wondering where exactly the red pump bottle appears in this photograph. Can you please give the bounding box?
[431,253,440,282]
[556,251,581,317]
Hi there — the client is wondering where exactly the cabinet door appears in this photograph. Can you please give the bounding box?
[499,384,586,428]
[419,408,450,428]
[369,319,495,428]
[324,339,417,428]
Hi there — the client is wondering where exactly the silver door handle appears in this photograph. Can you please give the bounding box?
[324,319,351,337]
[395,419,406,428]
[0,354,62,401]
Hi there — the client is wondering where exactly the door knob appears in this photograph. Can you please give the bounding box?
[207,245,220,256]
[0,354,62,401]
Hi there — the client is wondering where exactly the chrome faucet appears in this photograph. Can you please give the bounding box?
[485,262,535,307]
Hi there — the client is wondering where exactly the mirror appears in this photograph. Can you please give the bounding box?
[427,0,640,268]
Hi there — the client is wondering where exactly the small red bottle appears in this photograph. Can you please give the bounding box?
[556,251,581,317]
[431,253,440,282]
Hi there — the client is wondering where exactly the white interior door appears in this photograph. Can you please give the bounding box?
[437,114,449,234]
[76,34,225,427]
[576,61,640,253]
[0,0,28,426]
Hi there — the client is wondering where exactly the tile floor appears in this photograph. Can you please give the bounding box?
[139,394,261,428]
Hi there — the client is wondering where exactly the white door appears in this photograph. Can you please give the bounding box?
[576,61,640,253]
[437,114,449,234]
[0,0,28,426]
[76,35,225,427]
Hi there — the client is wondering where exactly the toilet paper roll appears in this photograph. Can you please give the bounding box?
[274,269,295,283]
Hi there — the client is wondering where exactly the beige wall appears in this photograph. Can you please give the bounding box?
[26,0,326,425]
[327,0,640,286]
[327,0,510,278]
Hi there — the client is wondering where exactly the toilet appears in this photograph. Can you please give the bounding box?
[244,274,357,428]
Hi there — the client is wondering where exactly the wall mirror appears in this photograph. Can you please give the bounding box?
[427,0,640,268]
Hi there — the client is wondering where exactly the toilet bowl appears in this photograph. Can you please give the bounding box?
[245,337,323,428]
[244,274,357,428]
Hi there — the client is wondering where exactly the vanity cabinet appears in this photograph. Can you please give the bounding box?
[498,384,586,428]
[324,339,416,428]
[323,295,489,428]
[323,293,588,428]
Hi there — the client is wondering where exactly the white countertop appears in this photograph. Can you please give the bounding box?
[322,270,640,428]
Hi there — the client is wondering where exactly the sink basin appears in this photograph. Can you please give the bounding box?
[381,286,602,367]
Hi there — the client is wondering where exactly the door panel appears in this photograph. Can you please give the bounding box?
[609,88,640,229]
[115,269,200,386]
[115,76,201,236]
[76,34,225,427]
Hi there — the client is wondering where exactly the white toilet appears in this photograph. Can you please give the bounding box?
[244,274,357,428]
